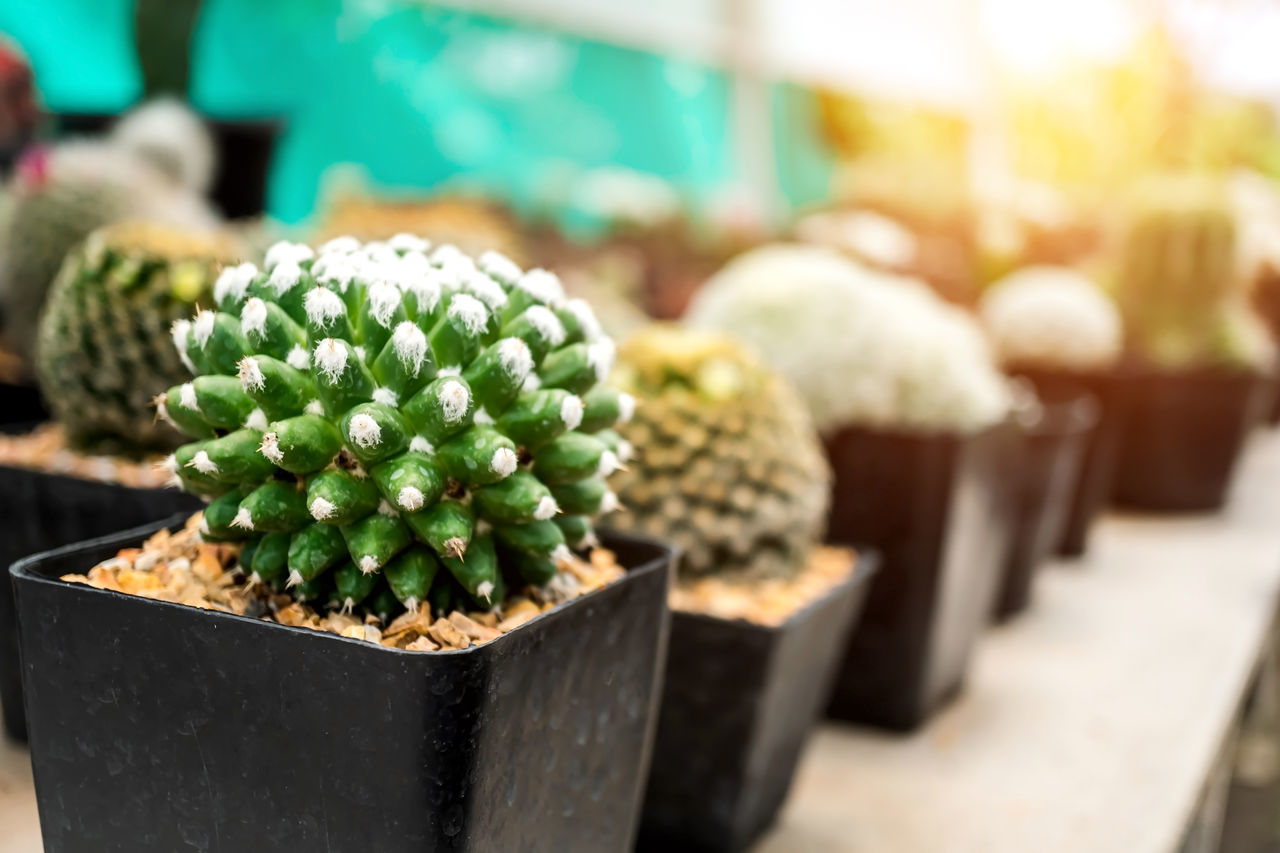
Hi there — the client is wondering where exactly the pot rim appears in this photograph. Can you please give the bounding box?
[667,549,881,634]
[11,513,677,659]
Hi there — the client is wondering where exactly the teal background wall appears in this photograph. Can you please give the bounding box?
[0,0,833,226]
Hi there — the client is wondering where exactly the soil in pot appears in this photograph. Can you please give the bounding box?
[1111,367,1270,512]
[823,422,1014,731]
[1014,366,1128,556]
[14,515,673,852]
[638,547,877,853]
[994,386,1097,621]
[0,424,201,741]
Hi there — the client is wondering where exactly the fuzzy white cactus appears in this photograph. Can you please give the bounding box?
[795,210,918,270]
[686,244,1010,434]
[979,266,1123,372]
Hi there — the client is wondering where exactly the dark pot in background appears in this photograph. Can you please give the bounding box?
[823,422,1014,731]
[1014,366,1128,557]
[0,385,47,431]
[0,466,202,741]
[638,552,879,853]
[1111,367,1269,512]
[993,386,1098,621]
[52,111,280,219]
[14,520,673,852]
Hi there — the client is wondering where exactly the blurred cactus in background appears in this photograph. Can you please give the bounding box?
[1118,176,1274,369]
[35,222,242,453]
[608,325,829,580]
[159,236,629,618]
[0,134,218,366]
[111,99,216,196]
[686,244,1010,434]
[980,266,1123,372]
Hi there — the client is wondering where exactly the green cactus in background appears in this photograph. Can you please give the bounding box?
[34,222,241,453]
[1118,176,1272,369]
[608,326,829,580]
[159,236,629,618]
[0,140,217,365]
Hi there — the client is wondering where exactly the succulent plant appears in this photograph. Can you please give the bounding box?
[686,244,1010,435]
[159,236,630,618]
[979,266,1123,372]
[110,98,216,196]
[1118,176,1274,369]
[34,222,240,453]
[607,325,829,580]
[0,139,217,363]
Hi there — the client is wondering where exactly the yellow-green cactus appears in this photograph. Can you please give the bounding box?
[608,326,829,580]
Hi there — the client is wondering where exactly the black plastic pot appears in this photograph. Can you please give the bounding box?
[638,552,879,853]
[0,466,202,741]
[823,422,1014,731]
[1111,367,1269,512]
[13,518,674,852]
[1014,367,1128,556]
[0,384,47,432]
[52,111,281,218]
[994,387,1098,620]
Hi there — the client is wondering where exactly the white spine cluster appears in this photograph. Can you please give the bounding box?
[564,299,602,341]
[240,297,269,339]
[524,305,566,346]
[305,286,346,330]
[392,321,428,375]
[397,486,425,511]
[464,271,509,311]
[478,250,522,283]
[191,309,216,348]
[534,496,559,521]
[448,293,489,336]
[497,337,534,380]
[389,233,430,253]
[286,344,311,370]
[268,261,303,296]
[264,241,314,270]
[178,382,199,412]
[313,338,349,383]
[260,433,284,464]
[347,413,382,448]
[171,319,195,372]
[490,447,518,477]
[560,394,584,430]
[309,497,336,521]
[214,262,258,306]
[367,281,402,328]
[518,269,566,306]
[238,356,266,391]
[439,380,470,424]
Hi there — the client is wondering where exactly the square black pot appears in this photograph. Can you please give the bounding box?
[1015,367,1128,556]
[637,551,879,853]
[1111,368,1270,511]
[993,387,1096,620]
[0,465,202,741]
[823,422,1014,731]
[13,518,674,852]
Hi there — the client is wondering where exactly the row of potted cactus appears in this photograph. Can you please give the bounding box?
[3,147,1279,851]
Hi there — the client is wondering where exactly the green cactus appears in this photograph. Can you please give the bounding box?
[34,222,241,453]
[1118,176,1272,369]
[160,236,629,617]
[607,326,829,580]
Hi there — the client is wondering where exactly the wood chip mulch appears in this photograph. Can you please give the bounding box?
[669,546,858,627]
[61,512,626,651]
[0,423,172,488]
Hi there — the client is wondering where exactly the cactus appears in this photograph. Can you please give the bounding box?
[607,326,829,580]
[686,244,1010,434]
[1118,176,1273,369]
[158,236,629,618]
[0,139,218,364]
[980,266,1123,372]
[34,222,241,453]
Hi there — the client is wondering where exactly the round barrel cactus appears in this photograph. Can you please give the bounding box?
[160,236,631,618]
[608,325,829,580]
[35,222,240,452]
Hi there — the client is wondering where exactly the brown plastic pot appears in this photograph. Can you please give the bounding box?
[1014,367,1128,557]
[822,421,1015,731]
[993,386,1098,620]
[1111,367,1269,512]
[638,551,879,852]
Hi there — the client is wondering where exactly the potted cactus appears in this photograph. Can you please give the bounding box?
[1110,177,1275,511]
[12,237,675,849]
[979,265,1119,556]
[0,222,237,740]
[605,326,877,852]
[686,244,1013,731]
